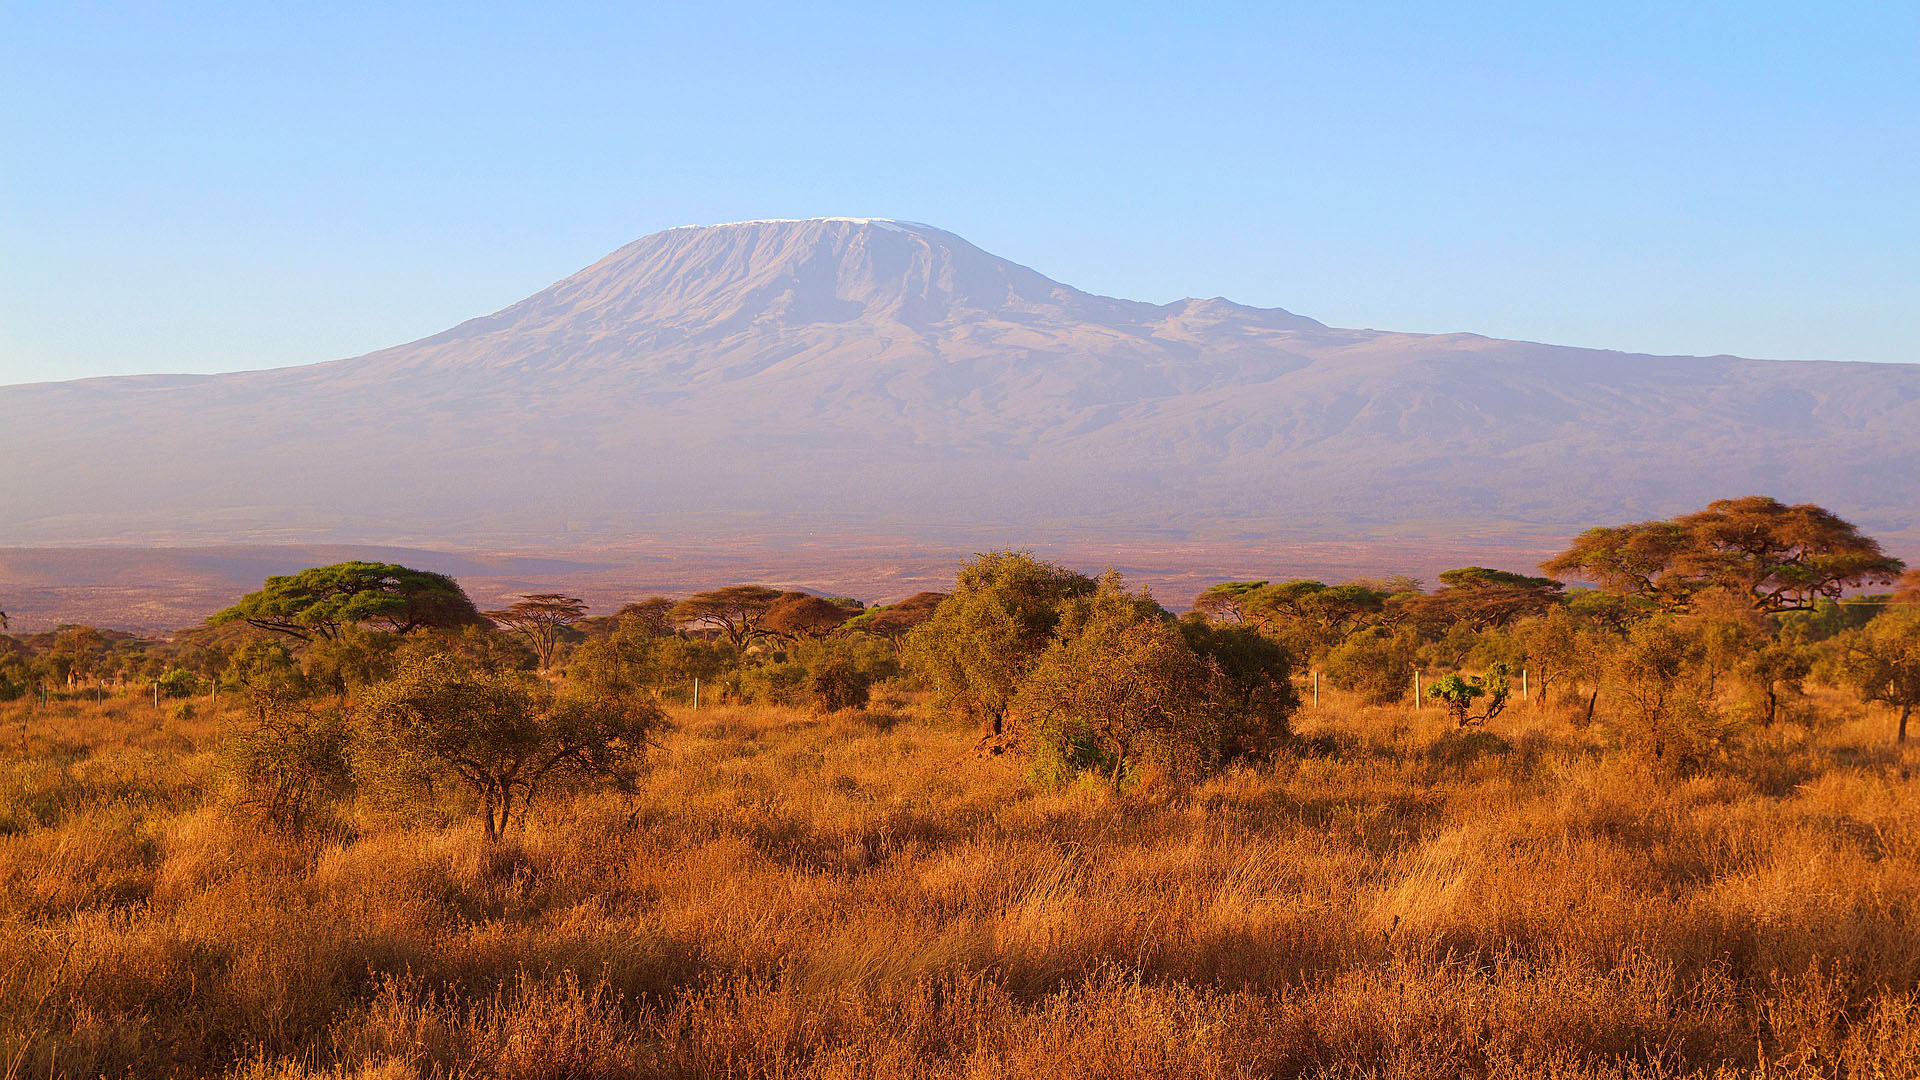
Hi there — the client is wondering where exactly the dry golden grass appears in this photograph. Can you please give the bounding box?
[1,688,1918,1078]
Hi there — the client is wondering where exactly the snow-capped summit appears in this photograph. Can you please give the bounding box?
[0,219,1915,553]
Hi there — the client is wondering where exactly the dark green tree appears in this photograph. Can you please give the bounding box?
[1179,616,1300,759]
[212,562,483,642]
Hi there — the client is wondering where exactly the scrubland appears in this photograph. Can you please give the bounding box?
[1,685,1916,1079]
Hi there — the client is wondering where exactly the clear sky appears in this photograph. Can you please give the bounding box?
[3,2,1915,385]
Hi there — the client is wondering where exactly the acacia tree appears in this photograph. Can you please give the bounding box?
[1403,568,1564,631]
[486,593,588,670]
[614,598,678,637]
[902,552,1095,739]
[1840,608,1920,742]
[354,655,661,840]
[671,585,786,646]
[852,592,947,644]
[759,593,857,641]
[213,562,484,642]
[1190,582,1272,626]
[1543,497,1904,613]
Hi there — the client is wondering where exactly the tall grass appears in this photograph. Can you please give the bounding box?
[1,689,1917,1077]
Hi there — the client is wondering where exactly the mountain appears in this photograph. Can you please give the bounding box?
[3,217,1918,560]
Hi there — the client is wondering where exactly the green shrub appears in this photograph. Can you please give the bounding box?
[1425,663,1512,727]
[219,693,354,833]
[1324,628,1418,705]
[737,661,808,706]
[155,668,200,699]
[1025,727,1120,789]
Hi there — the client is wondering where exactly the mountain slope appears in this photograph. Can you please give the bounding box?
[2,217,1916,551]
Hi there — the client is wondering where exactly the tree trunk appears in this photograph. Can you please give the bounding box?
[1901,704,1911,744]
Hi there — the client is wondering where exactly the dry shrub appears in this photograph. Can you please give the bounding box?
[4,691,1920,1077]
[335,970,642,1080]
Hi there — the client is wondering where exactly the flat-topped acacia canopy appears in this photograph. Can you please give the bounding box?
[211,561,484,641]
[1542,496,1905,613]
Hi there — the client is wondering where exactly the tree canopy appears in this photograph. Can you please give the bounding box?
[1895,569,1920,608]
[1014,583,1223,787]
[901,552,1095,739]
[354,654,660,840]
[1402,567,1564,630]
[615,598,679,637]
[1194,579,1394,662]
[670,585,786,646]
[212,562,484,642]
[486,593,588,670]
[759,593,856,640]
[1542,496,1903,613]
[1840,608,1920,742]
[849,591,948,642]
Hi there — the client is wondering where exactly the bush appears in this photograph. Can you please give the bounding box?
[804,656,871,712]
[1179,617,1300,760]
[1324,628,1418,705]
[303,628,402,697]
[1014,582,1222,787]
[353,655,663,840]
[222,640,310,697]
[736,660,807,706]
[1025,727,1119,789]
[155,668,200,699]
[1601,620,1742,771]
[219,693,354,833]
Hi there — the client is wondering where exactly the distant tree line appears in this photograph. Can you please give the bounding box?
[3,494,1917,834]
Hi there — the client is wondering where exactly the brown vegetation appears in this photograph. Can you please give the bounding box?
[2,678,1918,1077]
[3,499,1919,1077]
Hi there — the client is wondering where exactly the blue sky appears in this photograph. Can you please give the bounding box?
[2,2,1915,384]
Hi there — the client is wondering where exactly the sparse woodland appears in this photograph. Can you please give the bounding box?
[2,498,1920,1078]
